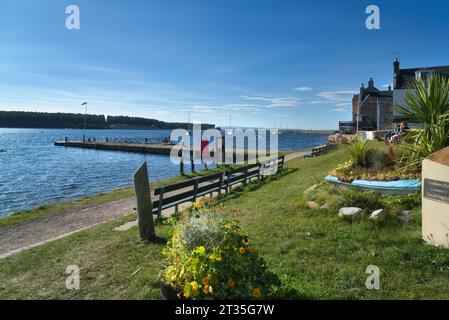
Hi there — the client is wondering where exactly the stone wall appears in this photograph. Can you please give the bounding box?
[422,147,449,248]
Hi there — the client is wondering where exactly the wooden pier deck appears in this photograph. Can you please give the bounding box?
[54,141,175,155]
[54,141,262,159]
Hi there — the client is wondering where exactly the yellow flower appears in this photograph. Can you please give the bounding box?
[202,277,210,286]
[191,281,199,292]
[228,279,236,288]
[196,246,206,255]
[253,288,262,299]
[248,247,255,253]
[203,284,213,294]
[193,202,202,209]
[239,247,245,254]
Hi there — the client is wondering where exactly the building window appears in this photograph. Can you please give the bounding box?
[415,71,435,82]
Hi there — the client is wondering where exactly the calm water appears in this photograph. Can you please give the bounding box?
[0,129,329,217]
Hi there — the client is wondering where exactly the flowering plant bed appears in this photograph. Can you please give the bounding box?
[160,206,284,300]
[329,160,420,183]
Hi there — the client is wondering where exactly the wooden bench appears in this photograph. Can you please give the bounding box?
[304,143,337,158]
[152,171,224,216]
[151,155,285,216]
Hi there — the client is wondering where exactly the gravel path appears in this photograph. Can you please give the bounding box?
[0,150,309,259]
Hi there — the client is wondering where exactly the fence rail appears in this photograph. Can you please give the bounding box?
[63,136,173,145]
[150,155,285,216]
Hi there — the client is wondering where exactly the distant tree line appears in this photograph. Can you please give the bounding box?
[0,111,214,130]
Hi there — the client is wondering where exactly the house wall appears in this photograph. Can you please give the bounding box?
[360,96,394,130]
[393,89,408,117]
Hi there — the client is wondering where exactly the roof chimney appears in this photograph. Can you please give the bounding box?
[393,58,400,89]
[368,77,374,89]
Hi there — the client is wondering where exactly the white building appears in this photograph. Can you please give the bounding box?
[393,58,449,117]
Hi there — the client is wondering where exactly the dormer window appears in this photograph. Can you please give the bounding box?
[415,70,435,82]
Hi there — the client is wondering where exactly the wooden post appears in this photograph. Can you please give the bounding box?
[133,162,155,241]
[190,150,195,173]
[179,146,185,175]
[193,178,199,203]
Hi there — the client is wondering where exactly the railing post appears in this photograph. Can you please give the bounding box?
[179,147,185,175]
[244,166,249,185]
[133,162,155,242]
[218,172,224,195]
[193,178,199,202]
[190,149,195,173]
[158,186,164,217]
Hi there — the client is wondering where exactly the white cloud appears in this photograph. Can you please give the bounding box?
[181,103,261,114]
[336,102,352,107]
[317,91,356,102]
[223,103,260,111]
[240,95,299,108]
[331,107,346,112]
[293,86,312,92]
[308,100,326,105]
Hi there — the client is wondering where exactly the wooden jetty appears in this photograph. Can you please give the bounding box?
[54,141,174,155]
[54,141,262,160]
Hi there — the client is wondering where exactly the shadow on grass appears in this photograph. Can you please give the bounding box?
[215,168,298,204]
[142,235,168,245]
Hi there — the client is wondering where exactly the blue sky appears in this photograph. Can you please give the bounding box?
[1,0,449,129]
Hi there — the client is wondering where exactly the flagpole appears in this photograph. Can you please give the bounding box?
[82,102,87,130]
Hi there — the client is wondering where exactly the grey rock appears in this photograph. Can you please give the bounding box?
[338,207,362,218]
[320,203,330,210]
[398,210,412,223]
[307,201,320,209]
[304,184,318,196]
[369,209,385,220]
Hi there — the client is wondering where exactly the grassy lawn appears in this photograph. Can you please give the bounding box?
[1,145,448,299]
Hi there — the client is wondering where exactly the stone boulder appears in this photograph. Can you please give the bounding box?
[369,209,385,220]
[307,201,320,209]
[304,184,318,196]
[338,207,362,219]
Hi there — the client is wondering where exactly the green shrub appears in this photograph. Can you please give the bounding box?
[365,148,390,170]
[395,74,449,170]
[161,210,285,300]
[348,141,369,167]
[306,183,421,216]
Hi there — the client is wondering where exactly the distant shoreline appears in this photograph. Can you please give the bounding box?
[0,127,337,133]
[279,129,337,134]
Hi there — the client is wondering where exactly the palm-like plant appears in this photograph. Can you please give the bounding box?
[395,74,449,169]
[348,140,369,167]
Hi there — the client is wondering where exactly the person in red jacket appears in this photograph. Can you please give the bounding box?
[201,139,209,169]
